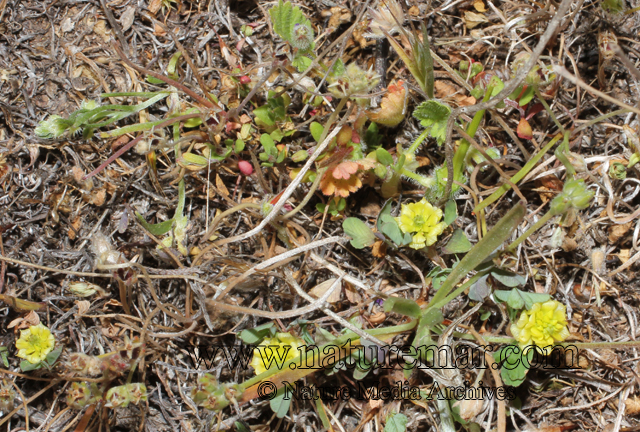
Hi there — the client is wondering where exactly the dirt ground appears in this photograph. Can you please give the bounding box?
[1,0,640,431]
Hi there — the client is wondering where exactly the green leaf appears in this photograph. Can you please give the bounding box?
[519,86,535,106]
[0,347,9,368]
[292,54,313,72]
[136,212,174,236]
[468,274,491,301]
[384,412,408,432]
[310,122,324,142]
[270,386,292,418]
[238,322,276,344]
[45,346,63,366]
[495,345,533,387]
[427,202,526,309]
[235,139,245,153]
[377,199,411,246]
[421,307,444,327]
[343,218,376,249]
[493,288,550,310]
[182,108,203,128]
[365,122,382,149]
[253,106,275,126]
[383,297,421,318]
[444,199,457,226]
[488,75,504,97]
[376,148,394,166]
[269,0,312,45]
[353,365,371,380]
[260,133,276,152]
[146,76,165,84]
[167,51,183,80]
[413,100,452,145]
[270,129,284,143]
[20,360,44,372]
[442,229,472,254]
[491,269,526,287]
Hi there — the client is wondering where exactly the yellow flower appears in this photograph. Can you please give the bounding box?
[510,300,570,354]
[15,323,55,364]
[396,198,447,249]
[251,333,305,376]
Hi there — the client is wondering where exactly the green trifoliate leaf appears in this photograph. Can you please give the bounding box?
[343,218,376,249]
[412,100,452,145]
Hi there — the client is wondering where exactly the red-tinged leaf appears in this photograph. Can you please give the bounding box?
[517,117,533,140]
[332,161,359,179]
[525,102,545,121]
[366,81,408,127]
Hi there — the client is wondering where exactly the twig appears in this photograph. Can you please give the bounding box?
[213,236,346,300]
[553,65,640,117]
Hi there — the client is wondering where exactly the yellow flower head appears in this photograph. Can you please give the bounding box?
[396,198,447,249]
[15,323,55,364]
[510,300,570,354]
[251,332,305,376]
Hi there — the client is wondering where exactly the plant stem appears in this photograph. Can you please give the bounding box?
[407,129,431,154]
[281,167,327,220]
[400,168,435,188]
[452,85,493,183]
[506,210,555,254]
[474,133,563,213]
[535,89,564,133]
[430,271,490,309]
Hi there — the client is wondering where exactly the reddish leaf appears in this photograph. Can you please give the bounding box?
[517,118,532,140]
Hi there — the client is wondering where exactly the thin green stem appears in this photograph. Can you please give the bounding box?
[506,210,555,253]
[400,168,435,188]
[452,85,493,183]
[535,89,564,133]
[430,271,489,309]
[407,129,431,154]
[281,167,327,220]
[474,133,563,213]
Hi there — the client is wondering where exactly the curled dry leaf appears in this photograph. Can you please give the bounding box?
[366,81,407,127]
[308,278,342,304]
[608,221,632,243]
[464,11,489,29]
[453,397,483,420]
[434,81,476,106]
[7,310,41,330]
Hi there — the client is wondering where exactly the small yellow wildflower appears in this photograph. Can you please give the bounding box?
[15,323,55,364]
[510,300,570,354]
[251,333,305,376]
[396,198,447,249]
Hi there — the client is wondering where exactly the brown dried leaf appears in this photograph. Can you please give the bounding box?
[608,222,632,243]
[464,11,489,29]
[371,240,387,258]
[344,282,362,303]
[473,0,487,12]
[366,81,407,127]
[75,300,91,316]
[626,396,640,416]
[148,0,162,14]
[216,174,229,197]
[309,278,342,304]
[7,311,41,329]
[68,215,82,240]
